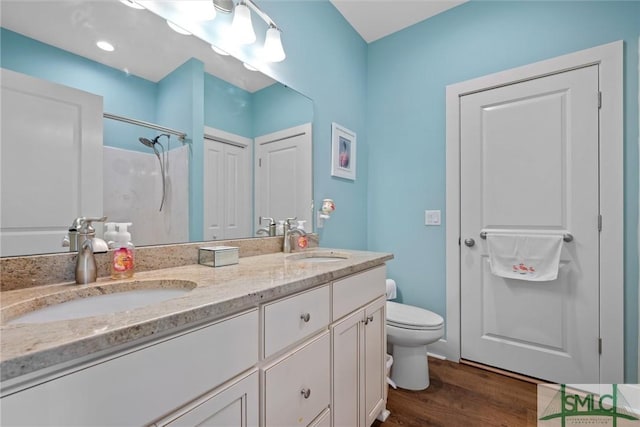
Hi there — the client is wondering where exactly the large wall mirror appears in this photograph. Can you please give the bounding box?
[1,0,314,257]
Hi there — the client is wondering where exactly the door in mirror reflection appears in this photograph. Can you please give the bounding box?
[255,123,313,233]
[203,127,252,241]
[0,69,103,256]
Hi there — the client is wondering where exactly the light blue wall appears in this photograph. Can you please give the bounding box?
[366,1,639,382]
[0,28,158,152]
[235,1,370,249]
[204,73,253,138]
[253,83,313,137]
[157,59,205,242]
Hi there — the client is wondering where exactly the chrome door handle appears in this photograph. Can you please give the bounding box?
[300,313,311,322]
[464,238,475,247]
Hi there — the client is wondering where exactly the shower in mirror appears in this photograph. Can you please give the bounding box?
[139,134,171,211]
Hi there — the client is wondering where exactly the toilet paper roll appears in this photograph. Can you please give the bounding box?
[385,279,397,300]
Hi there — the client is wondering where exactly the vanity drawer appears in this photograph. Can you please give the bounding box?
[263,284,330,358]
[333,266,386,321]
[263,331,330,427]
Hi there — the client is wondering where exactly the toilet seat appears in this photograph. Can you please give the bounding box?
[386,301,444,331]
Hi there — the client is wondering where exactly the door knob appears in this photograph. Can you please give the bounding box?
[464,238,475,247]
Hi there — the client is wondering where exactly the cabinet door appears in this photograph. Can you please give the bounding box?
[363,297,386,426]
[331,309,364,427]
[162,371,258,427]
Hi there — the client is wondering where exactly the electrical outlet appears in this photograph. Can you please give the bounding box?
[425,210,441,226]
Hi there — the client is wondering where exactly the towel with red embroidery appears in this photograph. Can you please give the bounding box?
[486,234,563,281]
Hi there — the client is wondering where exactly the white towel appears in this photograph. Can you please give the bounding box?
[486,233,564,281]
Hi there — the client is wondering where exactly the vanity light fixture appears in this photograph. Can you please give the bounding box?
[166,20,192,36]
[231,2,256,45]
[96,40,115,52]
[120,0,145,10]
[263,24,285,62]
[229,0,286,62]
[177,1,217,21]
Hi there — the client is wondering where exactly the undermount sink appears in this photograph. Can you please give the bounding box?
[287,251,350,263]
[4,280,196,325]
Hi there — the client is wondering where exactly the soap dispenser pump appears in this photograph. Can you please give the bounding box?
[110,222,135,279]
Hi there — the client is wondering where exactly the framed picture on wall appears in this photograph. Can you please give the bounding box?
[331,122,356,181]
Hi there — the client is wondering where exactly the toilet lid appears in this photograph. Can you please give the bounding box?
[386,301,444,330]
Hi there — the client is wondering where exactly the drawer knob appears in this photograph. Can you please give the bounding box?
[364,315,374,325]
[300,388,311,399]
[300,313,311,322]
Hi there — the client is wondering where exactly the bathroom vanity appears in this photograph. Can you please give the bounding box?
[0,248,392,426]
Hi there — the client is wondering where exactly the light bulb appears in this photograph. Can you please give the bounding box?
[166,20,192,35]
[263,26,285,62]
[177,1,216,21]
[231,3,256,45]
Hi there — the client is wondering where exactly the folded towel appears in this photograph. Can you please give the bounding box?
[486,233,564,281]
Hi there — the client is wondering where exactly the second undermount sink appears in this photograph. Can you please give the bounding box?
[287,250,351,263]
[4,280,196,325]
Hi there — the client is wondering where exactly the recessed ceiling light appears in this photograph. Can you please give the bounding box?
[96,40,115,52]
[211,45,229,56]
[166,20,192,36]
[243,62,257,71]
[120,0,145,9]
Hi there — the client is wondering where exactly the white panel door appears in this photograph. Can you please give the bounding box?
[0,68,103,256]
[332,309,363,427]
[460,65,600,383]
[203,128,251,241]
[255,123,312,231]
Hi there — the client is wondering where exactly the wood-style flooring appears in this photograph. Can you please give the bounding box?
[373,358,538,427]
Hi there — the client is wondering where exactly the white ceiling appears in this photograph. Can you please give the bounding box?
[0,1,275,92]
[331,0,468,43]
[1,0,467,92]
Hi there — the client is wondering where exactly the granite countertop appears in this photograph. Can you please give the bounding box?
[0,249,392,384]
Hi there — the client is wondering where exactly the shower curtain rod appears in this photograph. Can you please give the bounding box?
[103,112,187,141]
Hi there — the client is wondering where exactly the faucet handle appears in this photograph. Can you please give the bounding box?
[76,216,107,234]
[260,216,275,226]
[285,217,297,229]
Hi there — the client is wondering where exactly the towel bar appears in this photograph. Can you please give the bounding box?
[479,231,573,242]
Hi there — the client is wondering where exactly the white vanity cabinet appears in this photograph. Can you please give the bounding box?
[0,309,259,426]
[158,370,259,427]
[1,262,388,427]
[331,266,387,427]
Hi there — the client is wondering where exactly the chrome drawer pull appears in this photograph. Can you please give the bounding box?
[300,313,311,322]
[301,388,311,399]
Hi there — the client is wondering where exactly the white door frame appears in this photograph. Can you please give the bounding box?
[441,41,624,383]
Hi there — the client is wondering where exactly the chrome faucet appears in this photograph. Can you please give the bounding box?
[283,217,306,253]
[63,217,107,284]
[256,216,276,237]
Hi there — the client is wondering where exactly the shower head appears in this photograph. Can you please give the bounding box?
[139,137,155,148]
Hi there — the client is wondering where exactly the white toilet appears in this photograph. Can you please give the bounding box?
[386,300,444,390]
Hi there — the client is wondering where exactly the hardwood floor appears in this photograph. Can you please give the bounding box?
[373,358,538,427]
